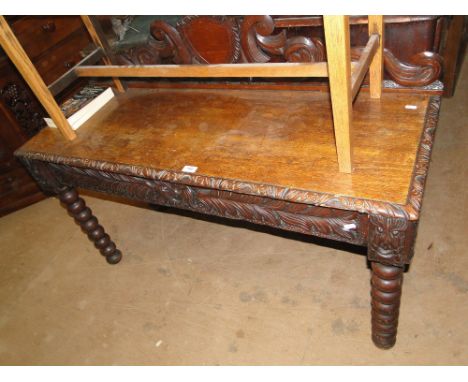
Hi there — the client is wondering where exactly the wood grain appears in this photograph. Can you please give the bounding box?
[323,15,353,173]
[0,16,76,141]
[75,62,332,78]
[17,88,430,205]
[368,16,384,98]
[351,34,379,99]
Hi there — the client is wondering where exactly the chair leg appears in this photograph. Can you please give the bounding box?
[370,261,404,349]
[58,187,122,264]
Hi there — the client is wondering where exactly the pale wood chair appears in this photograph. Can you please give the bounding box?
[0,15,383,173]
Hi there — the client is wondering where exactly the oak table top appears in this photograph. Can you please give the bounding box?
[17,87,435,219]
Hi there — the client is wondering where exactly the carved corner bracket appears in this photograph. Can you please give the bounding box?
[367,215,417,267]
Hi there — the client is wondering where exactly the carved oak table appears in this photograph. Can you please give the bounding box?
[16,86,440,349]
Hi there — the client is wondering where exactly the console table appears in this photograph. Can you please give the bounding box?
[0,15,442,350]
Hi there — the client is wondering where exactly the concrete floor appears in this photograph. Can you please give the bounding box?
[1,61,467,365]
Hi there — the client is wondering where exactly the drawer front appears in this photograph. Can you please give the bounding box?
[44,161,368,246]
[34,30,91,85]
[11,16,84,61]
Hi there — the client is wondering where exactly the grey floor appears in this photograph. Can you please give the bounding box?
[0,60,467,365]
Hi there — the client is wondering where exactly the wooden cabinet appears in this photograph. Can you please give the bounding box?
[0,16,91,217]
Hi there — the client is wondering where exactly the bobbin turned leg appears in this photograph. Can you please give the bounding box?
[367,214,416,349]
[370,262,403,349]
[58,187,122,264]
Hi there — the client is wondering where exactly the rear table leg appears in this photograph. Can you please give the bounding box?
[59,187,122,264]
[370,262,404,349]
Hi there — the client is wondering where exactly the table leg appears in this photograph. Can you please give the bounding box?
[58,187,122,264]
[370,261,404,349]
[366,214,416,349]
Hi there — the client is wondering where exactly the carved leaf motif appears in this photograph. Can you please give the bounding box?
[28,162,367,245]
[405,96,441,218]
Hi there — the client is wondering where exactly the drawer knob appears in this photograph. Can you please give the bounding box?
[41,22,56,33]
[64,61,74,69]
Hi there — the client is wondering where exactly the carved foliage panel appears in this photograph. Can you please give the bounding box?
[115,15,444,87]
[33,162,369,245]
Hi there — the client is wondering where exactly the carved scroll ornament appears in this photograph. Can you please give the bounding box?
[351,47,443,87]
[240,15,325,63]
[115,15,443,87]
[383,50,443,87]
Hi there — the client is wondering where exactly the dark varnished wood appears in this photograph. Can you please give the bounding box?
[58,187,122,264]
[8,16,86,63]
[0,15,93,216]
[116,15,444,89]
[371,262,404,349]
[441,16,466,97]
[368,215,417,267]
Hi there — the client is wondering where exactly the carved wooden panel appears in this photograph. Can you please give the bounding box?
[116,15,444,88]
[20,159,369,246]
[177,16,241,64]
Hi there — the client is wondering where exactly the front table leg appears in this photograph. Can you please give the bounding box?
[59,187,122,264]
[370,262,403,349]
[367,214,415,349]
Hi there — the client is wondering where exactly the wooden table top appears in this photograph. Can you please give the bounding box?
[18,87,432,206]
